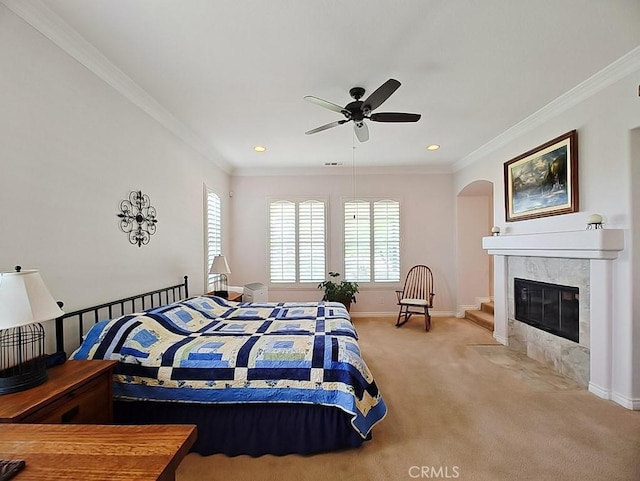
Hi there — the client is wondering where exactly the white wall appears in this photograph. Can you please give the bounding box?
[229,172,456,315]
[0,6,230,349]
[453,69,640,405]
[630,127,640,407]
[455,195,491,312]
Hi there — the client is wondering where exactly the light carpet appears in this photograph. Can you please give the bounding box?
[176,316,640,481]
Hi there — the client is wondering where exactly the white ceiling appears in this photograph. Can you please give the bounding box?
[22,1,640,174]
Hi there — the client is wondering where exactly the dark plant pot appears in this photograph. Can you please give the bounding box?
[329,297,351,312]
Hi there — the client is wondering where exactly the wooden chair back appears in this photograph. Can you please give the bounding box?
[401,265,435,306]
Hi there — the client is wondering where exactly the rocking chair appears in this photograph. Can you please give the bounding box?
[395,265,435,331]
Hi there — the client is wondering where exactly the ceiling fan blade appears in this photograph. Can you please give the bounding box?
[304,96,346,114]
[354,122,369,142]
[362,79,401,111]
[305,120,346,135]
[369,112,421,122]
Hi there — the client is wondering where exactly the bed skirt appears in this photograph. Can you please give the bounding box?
[114,400,370,457]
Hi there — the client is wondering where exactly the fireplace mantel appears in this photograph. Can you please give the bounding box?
[482,229,624,260]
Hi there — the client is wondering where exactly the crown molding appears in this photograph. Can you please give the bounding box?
[453,45,640,172]
[1,0,232,174]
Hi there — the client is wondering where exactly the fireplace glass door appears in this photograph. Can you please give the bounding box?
[514,278,579,343]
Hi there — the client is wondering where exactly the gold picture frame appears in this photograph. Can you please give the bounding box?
[504,130,578,222]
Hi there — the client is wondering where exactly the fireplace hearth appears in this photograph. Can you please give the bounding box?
[514,278,579,343]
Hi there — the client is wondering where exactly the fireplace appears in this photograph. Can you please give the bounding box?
[482,229,625,404]
[506,258,588,387]
[514,278,579,343]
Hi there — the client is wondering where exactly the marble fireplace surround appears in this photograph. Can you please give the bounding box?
[482,229,624,401]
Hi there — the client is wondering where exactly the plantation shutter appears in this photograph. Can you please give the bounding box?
[206,189,222,290]
[374,200,400,282]
[344,201,371,282]
[298,200,326,282]
[269,201,296,283]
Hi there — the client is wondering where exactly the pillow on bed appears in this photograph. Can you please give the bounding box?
[200,294,236,306]
[69,319,110,360]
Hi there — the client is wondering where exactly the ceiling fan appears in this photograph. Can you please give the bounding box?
[304,78,421,142]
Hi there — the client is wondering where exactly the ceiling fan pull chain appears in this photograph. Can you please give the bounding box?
[352,130,357,211]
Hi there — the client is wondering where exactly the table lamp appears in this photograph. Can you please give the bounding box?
[0,266,63,395]
[209,255,231,298]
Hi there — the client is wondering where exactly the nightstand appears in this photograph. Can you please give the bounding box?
[207,291,243,302]
[0,359,116,424]
[226,291,243,302]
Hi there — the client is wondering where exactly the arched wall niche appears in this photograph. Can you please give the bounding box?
[456,180,494,315]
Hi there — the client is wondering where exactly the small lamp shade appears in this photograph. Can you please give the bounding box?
[0,269,64,328]
[209,255,231,275]
[209,256,231,298]
[0,268,63,395]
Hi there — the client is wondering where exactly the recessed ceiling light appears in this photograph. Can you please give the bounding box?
[254,146,266,153]
[426,144,440,151]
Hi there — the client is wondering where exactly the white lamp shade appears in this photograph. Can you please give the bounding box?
[587,214,603,224]
[0,270,64,329]
[209,255,231,275]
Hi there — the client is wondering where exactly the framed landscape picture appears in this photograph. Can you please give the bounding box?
[504,130,578,222]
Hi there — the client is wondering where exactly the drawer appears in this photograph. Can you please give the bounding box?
[23,374,112,424]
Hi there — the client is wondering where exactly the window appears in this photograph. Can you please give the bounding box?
[373,199,400,282]
[269,201,296,283]
[206,188,221,291]
[344,199,400,283]
[269,199,326,284]
[344,201,371,282]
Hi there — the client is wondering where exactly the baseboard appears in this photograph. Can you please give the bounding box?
[456,298,493,318]
[350,312,396,318]
[456,305,478,318]
[588,383,640,410]
[431,311,456,317]
[610,392,640,410]
[588,382,611,400]
[350,310,455,319]
[493,333,507,345]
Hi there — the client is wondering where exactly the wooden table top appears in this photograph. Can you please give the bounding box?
[0,423,197,481]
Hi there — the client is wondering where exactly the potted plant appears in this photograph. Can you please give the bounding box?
[318,272,359,311]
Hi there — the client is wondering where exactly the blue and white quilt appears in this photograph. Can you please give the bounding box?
[71,295,387,438]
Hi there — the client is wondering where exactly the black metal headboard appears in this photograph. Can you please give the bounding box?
[55,276,189,354]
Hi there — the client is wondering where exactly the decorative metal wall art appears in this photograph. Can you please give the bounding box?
[117,190,158,247]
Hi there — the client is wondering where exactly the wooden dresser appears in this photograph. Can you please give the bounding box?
[0,360,116,424]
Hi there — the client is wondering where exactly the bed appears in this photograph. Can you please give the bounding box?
[55,277,387,457]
